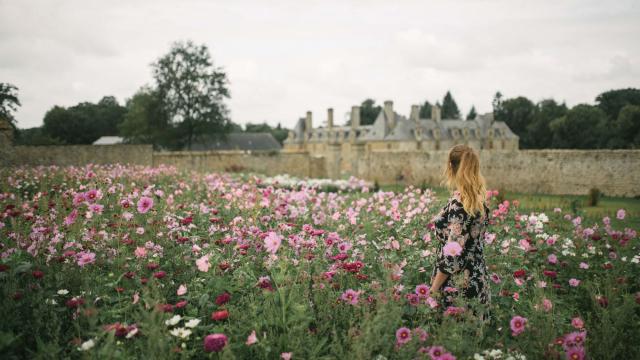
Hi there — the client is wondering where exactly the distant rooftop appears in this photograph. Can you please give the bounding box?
[189,132,282,151]
[93,136,124,145]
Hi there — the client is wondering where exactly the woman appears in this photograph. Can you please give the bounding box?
[429,144,491,315]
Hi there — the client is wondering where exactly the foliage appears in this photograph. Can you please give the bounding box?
[595,88,640,121]
[466,106,477,120]
[550,104,608,149]
[419,101,432,119]
[41,96,127,145]
[606,105,640,149]
[588,188,601,207]
[152,40,232,150]
[14,127,64,146]
[441,91,461,119]
[0,82,21,124]
[118,86,179,150]
[0,165,638,359]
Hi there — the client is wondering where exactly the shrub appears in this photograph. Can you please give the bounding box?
[587,188,601,206]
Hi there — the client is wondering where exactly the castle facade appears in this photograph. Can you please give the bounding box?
[283,100,519,177]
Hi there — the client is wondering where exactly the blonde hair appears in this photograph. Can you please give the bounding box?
[441,144,487,216]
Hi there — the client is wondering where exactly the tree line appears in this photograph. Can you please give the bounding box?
[5,41,287,149]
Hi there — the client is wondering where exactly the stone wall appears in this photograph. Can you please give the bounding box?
[6,144,640,197]
[10,145,154,166]
[152,150,325,178]
[355,149,640,197]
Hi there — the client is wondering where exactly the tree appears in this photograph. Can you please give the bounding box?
[42,96,126,144]
[492,91,503,120]
[549,104,607,149]
[526,99,567,149]
[441,91,461,119]
[119,86,178,149]
[495,96,537,147]
[15,127,64,146]
[0,83,21,125]
[595,88,640,120]
[466,106,477,120]
[152,40,231,150]
[419,100,432,119]
[607,104,640,148]
[360,99,382,125]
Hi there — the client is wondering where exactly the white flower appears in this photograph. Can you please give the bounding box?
[126,327,138,339]
[57,289,69,295]
[165,315,182,326]
[169,327,192,339]
[184,319,201,328]
[78,339,95,351]
[474,354,485,360]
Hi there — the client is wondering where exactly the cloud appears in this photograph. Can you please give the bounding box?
[1,0,639,129]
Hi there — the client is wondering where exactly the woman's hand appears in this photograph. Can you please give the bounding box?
[430,270,449,294]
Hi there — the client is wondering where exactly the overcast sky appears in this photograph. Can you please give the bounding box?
[1,0,639,129]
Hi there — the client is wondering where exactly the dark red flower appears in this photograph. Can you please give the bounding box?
[218,262,230,271]
[66,297,85,309]
[181,217,193,226]
[513,269,526,278]
[124,271,136,279]
[211,309,229,321]
[156,303,174,312]
[596,295,609,307]
[153,271,166,279]
[543,270,557,279]
[32,270,44,279]
[203,333,227,352]
[0,264,10,272]
[175,300,188,309]
[146,263,160,270]
[215,292,231,306]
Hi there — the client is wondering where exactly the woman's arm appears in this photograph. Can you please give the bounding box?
[430,270,449,294]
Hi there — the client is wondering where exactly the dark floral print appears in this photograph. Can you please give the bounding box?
[431,191,491,309]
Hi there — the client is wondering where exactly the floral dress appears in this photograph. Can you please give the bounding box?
[430,191,491,310]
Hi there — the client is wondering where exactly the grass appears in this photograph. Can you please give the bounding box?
[380,183,640,229]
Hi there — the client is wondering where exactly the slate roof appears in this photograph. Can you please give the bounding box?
[93,136,124,145]
[190,132,282,151]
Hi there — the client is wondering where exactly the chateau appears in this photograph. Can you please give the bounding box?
[283,100,519,176]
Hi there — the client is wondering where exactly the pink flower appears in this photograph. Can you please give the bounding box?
[340,289,360,305]
[415,284,430,298]
[134,247,147,258]
[137,196,154,214]
[548,254,558,265]
[395,327,411,345]
[64,209,78,226]
[439,353,457,360]
[196,255,210,272]
[579,262,589,269]
[443,242,463,257]
[177,284,187,296]
[246,330,258,345]
[510,315,527,336]
[203,333,227,352]
[616,209,626,220]
[76,251,96,267]
[428,346,446,359]
[264,231,282,254]
[569,278,581,287]
[89,203,104,214]
[281,352,292,360]
[564,331,586,349]
[543,298,553,312]
[490,273,501,284]
[565,346,585,360]
[571,317,584,329]
[413,328,429,342]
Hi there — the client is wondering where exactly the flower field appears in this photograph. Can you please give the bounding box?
[0,164,639,359]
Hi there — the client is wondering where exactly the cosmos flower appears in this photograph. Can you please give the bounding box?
[137,196,154,214]
[395,327,411,345]
[510,316,527,336]
[203,333,228,352]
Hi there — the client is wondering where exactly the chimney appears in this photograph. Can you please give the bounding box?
[351,106,361,129]
[431,105,441,122]
[410,105,420,122]
[327,108,334,129]
[304,111,313,141]
[384,100,395,129]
